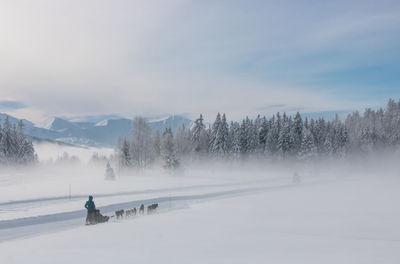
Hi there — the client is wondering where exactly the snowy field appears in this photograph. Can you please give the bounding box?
[1,144,400,263]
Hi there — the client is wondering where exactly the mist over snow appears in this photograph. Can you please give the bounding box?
[33,142,113,164]
[1,153,400,263]
[1,109,400,264]
[1,0,400,263]
[1,99,400,263]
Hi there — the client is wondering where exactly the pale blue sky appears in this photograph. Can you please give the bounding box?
[0,0,399,122]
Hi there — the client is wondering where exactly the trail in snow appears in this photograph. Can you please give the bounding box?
[0,177,292,221]
[0,181,313,243]
[0,178,274,207]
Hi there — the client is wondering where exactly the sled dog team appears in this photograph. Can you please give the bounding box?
[115,203,159,219]
[85,195,159,225]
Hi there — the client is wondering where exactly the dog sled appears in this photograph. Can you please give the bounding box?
[85,209,110,225]
[85,203,159,225]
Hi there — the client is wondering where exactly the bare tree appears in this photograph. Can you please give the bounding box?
[130,116,154,170]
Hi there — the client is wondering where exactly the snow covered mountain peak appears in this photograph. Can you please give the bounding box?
[0,113,33,127]
[148,116,170,123]
[36,117,78,132]
[10,113,192,147]
[95,120,109,127]
[36,117,57,130]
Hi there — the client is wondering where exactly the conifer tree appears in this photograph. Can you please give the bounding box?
[191,114,208,157]
[161,128,179,170]
[229,121,241,160]
[299,129,317,161]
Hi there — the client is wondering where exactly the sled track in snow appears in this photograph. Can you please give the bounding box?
[0,179,275,207]
[0,180,332,243]
[0,184,289,229]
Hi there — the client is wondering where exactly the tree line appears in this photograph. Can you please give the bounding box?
[116,98,400,171]
[0,116,36,165]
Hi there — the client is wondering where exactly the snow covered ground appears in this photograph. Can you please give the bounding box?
[1,144,400,263]
[1,173,400,263]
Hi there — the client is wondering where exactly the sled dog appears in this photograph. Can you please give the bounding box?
[115,209,124,219]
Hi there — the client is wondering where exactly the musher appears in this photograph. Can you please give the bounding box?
[85,195,96,224]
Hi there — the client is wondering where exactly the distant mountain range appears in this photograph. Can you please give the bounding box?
[0,113,192,148]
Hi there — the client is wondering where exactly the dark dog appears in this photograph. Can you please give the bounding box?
[139,204,145,214]
[115,209,124,219]
[125,209,133,218]
[125,208,137,218]
[147,203,158,214]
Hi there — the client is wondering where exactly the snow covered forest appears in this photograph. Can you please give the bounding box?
[0,116,36,165]
[116,98,400,170]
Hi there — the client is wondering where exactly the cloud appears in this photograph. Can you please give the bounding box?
[0,0,399,123]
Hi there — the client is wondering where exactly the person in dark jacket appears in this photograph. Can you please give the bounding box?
[85,196,96,224]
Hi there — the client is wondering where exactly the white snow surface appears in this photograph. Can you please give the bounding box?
[1,173,399,263]
[0,146,400,263]
[35,117,56,130]
[95,120,108,127]
[148,116,170,123]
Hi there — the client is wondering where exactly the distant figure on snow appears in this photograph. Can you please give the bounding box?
[105,161,116,180]
[292,172,301,183]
